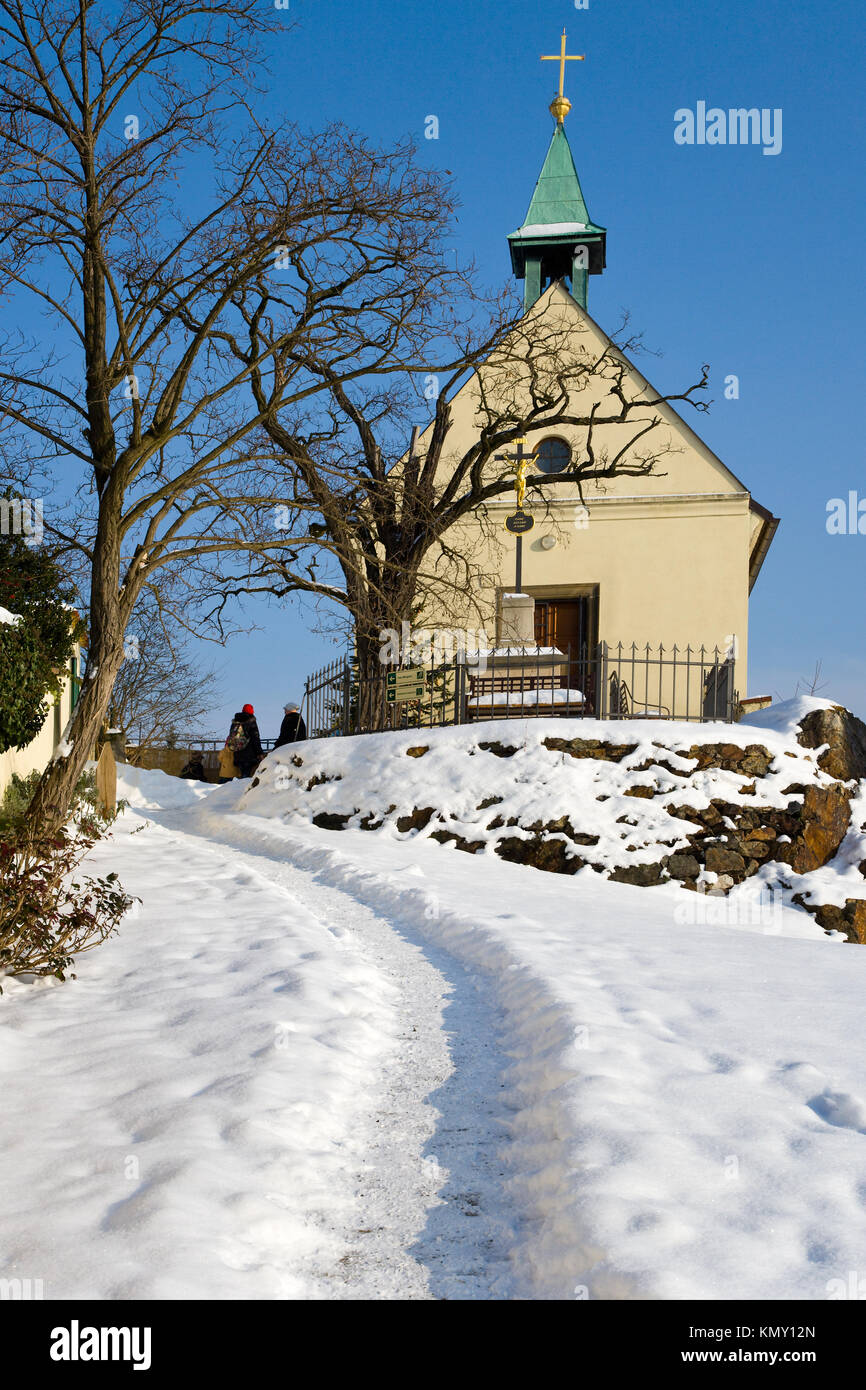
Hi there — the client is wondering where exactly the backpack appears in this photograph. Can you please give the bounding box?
[226,719,249,753]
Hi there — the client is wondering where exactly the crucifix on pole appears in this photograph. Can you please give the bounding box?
[495,437,535,592]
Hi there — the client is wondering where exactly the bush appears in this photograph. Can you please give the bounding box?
[0,519,82,755]
[0,768,104,837]
[0,770,41,836]
[0,812,136,988]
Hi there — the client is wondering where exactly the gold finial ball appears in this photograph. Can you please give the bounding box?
[549,94,572,123]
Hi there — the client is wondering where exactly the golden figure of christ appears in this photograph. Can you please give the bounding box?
[541,29,585,122]
[512,443,529,510]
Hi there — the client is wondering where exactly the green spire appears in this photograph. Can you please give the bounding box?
[507,122,606,312]
[522,125,592,229]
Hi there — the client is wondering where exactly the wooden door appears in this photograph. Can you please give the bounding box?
[533,595,598,707]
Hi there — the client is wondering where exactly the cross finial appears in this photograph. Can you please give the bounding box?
[540,29,585,123]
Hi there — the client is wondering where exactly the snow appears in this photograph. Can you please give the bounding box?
[2,716,866,1300]
[240,716,837,885]
[468,688,584,706]
[117,763,211,811]
[746,695,842,736]
[0,606,21,626]
[512,221,588,236]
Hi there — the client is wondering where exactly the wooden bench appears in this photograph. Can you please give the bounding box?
[467,672,585,720]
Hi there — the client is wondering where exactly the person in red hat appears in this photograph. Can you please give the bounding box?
[224,702,263,779]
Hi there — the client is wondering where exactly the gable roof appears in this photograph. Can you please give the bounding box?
[410,279,779,588]
[541,281,780,588]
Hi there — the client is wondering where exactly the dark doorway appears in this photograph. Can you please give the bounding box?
[533,592,599,708]
[533,594,597,653]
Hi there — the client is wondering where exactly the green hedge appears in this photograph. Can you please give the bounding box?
[0,519,81,755]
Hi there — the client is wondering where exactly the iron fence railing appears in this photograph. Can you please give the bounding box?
[302,641,739,737]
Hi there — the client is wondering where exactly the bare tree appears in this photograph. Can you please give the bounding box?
[108,603,222,752]
[0,0,465,827]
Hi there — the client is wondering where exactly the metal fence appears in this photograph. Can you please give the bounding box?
[303,642,739,737]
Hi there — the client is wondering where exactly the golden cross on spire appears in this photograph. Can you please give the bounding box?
[540,29,585,123]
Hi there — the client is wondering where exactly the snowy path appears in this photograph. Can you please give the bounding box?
[0,796,542,1300]
[147,803,523,1299]
[5,762,866,1301]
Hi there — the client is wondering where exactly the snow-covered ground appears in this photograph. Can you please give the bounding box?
[2,732,866,1300]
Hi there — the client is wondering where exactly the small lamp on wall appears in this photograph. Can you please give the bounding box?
[540,534,557,550]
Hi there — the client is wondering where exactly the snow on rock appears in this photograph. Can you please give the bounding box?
[239,713,866,940]
[746,695,842,737]
[0,606,21,626]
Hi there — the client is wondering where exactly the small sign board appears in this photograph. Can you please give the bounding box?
[385,669,427,702]
[504,510,534,534]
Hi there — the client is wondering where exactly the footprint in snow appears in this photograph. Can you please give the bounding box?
[807,1089,866,1133]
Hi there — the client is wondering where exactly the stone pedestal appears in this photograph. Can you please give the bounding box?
[499,592,535,645]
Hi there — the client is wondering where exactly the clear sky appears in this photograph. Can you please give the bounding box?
[162,1,866,732]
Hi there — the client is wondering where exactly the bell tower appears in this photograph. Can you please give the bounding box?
[507,31,606,312]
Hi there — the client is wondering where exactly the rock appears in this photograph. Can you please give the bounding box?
[495,836,584,875]
[406,745,429,758]
[311,811,352,830]
[705,846,746,875]
[609,863,665,887]
[796,705,866,781]
[741,839,772,861]
[800,897,866,944]
[395,806,435,834]
[307,771,341,789]
[740,746,774,777]
[687,743,772,777]
[542,737,638,763]
[478,740,518,758]
[624,785,655,799]
[782,784,852,873]
[430,829,485,854]
[524,816,599,845]
[476,795,503,810]
[667,853,701,880]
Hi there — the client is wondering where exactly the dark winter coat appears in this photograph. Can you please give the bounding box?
[227,711,263,776]
[275,710,306,748]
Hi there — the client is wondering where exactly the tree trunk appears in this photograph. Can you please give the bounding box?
[355,628,388,733]
[27,482,129,834]
[25,642,126,833]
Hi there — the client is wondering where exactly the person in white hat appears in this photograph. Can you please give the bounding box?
[275,699,306,748]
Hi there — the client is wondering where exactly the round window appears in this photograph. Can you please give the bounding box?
[534,437,571,474]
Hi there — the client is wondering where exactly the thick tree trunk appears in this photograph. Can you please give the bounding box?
[356,627,388,733]
[26,648,123,832]
[27,482,129,834]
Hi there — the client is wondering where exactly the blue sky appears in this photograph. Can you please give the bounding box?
[132,1,866,730]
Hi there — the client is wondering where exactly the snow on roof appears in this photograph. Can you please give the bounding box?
[510,221,588,237]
